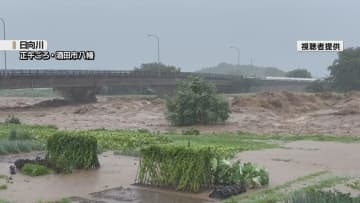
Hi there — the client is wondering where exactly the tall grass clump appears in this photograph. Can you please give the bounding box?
[46,132,100,172]
[0,140,43,155]
[137,145,218,192]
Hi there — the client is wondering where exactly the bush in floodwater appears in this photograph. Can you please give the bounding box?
[166,76,230,126]
[22,163,50,176]
[4,115,21,124]
[46,132,100,172]
[286,189,360,203]
[137,128,151,134]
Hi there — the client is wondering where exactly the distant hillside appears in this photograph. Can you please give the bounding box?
[197,63,286,78]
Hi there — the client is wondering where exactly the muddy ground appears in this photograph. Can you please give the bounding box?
[0,91,359,136]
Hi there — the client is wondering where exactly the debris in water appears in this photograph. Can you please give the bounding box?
[209,184,246,199]
[9,165,16,175]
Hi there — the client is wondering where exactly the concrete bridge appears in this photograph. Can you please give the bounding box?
[0,69,313,101]
[0,69,250,101]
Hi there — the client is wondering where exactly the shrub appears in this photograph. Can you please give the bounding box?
[22,163,50,176]
[0,185,7,190]
[166,76,231,126]
[182,128,200,135]
[4,115,21,124]
[137,128,151,134]
[46,132,100,172]
[286,68,312,78]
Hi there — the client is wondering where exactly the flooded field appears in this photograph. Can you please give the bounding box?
[0,152,215,203]
[1,92,360,202]
[2,140,360,202]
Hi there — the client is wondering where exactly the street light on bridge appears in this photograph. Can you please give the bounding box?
[0,17,7,70]
[147,34,160,64]
[147,34,161,76]
[229,46,240,66]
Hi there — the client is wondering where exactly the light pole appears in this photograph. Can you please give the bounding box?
[229,46,240,66]
[147,34,160,76]
[0,17,6,70]
[147,34,160,63]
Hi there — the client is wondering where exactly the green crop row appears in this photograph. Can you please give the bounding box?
[46,132,100,172]
[137,145,220,192]
[136,145,269,192]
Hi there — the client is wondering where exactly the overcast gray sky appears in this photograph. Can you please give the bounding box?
[0,0,359,77]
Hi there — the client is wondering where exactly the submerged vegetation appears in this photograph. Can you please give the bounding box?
[0,122,360,157]
[46,132,100,172]
[136,145,269,192]
[286,189,360,203]
[137,145,218,192]
[226,171,350,203]
[347,180,360,190]
[22,163,50,177]
[0,140,44,155]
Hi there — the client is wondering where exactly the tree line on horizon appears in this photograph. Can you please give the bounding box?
[135,46,360,92]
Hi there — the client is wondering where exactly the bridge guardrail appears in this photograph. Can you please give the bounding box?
[0,69,241,80]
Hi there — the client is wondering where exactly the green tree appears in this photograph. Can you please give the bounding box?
[166,76,230,126]
[328,47,360,91]
[286,69,312,78]
[135,62,180,72]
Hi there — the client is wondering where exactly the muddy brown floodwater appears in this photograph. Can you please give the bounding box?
[2,141,360,202]
[236,141,360,186]
[0,152,214,203]
[0,92,360,136]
